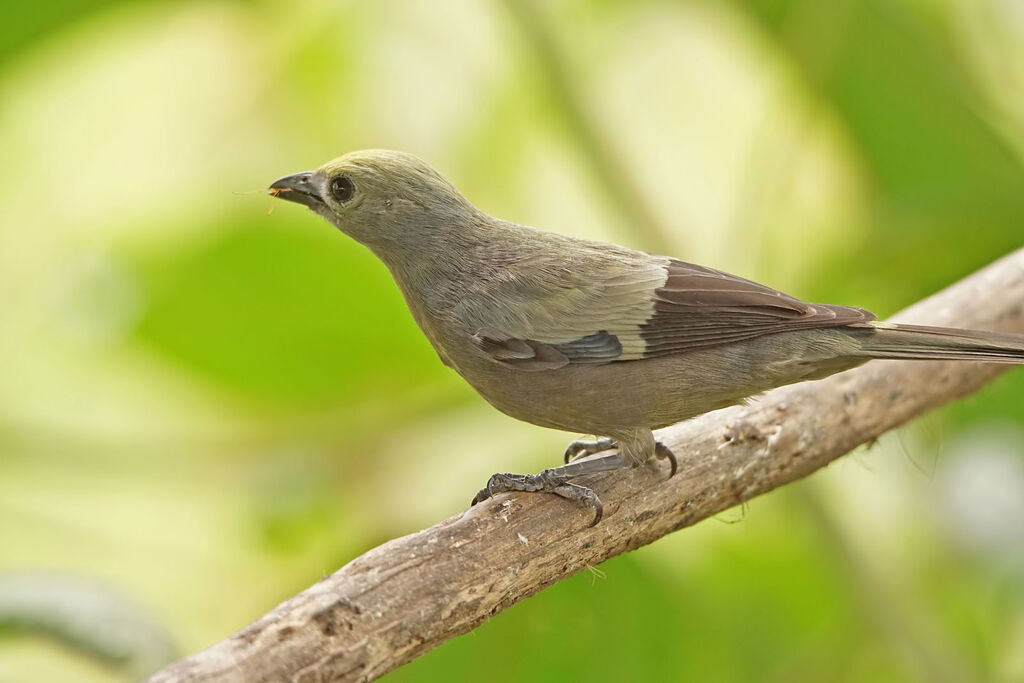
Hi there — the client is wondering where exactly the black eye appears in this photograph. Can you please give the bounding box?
[329,175,355,203]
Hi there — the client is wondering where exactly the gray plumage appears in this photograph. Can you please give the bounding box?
[270,149,1024,522]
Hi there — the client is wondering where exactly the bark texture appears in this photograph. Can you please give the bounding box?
[149,248,1024,683]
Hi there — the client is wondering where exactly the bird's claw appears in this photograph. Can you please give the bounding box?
[563,437,616,463]
[470,487,492,507]
[655,442,678,477]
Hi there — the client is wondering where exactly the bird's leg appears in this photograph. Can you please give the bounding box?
[470,452,627,527]
[616,429,678,477]
[564,436,616,463]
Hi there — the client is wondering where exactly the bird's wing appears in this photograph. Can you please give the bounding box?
[468,257,875,371]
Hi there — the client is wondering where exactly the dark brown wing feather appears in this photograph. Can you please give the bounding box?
[636,260,874,358]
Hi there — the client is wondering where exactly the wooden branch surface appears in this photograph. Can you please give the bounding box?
[149,248,1024,683]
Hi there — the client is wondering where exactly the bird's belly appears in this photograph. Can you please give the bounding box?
[452,350,745,435]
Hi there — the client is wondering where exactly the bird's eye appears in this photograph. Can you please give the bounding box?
[329,175,355,203]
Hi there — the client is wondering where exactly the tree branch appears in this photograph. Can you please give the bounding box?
[148,247,1024,683]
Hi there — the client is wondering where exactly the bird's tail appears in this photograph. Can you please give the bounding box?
[849,321,1024,364]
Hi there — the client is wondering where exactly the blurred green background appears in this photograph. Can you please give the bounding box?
[2,0,1023,681]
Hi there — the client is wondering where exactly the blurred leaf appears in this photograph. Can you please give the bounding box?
[131,212,445,406]
[942,371,1024,430]
[734,0,1024,309]
[0,0,131,63]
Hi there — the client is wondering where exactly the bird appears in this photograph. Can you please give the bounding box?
[269,149,1024,525]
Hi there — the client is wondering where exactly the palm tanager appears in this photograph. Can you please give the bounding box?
[269,150,1024,525]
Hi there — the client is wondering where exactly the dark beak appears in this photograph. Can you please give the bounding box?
[268,171,325,209]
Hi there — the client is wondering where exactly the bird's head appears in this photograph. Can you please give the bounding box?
[268,149,476,253]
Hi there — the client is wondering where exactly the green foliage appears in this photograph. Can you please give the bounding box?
[132,214,442,405]
[2,1,1023,681]
[0,0,129,62]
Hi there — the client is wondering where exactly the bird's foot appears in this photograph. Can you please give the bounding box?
[471,451,626,527]
[472,471,603,526]
[564,436,616,463]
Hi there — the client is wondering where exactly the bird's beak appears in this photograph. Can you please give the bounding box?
[268,171,325,209]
